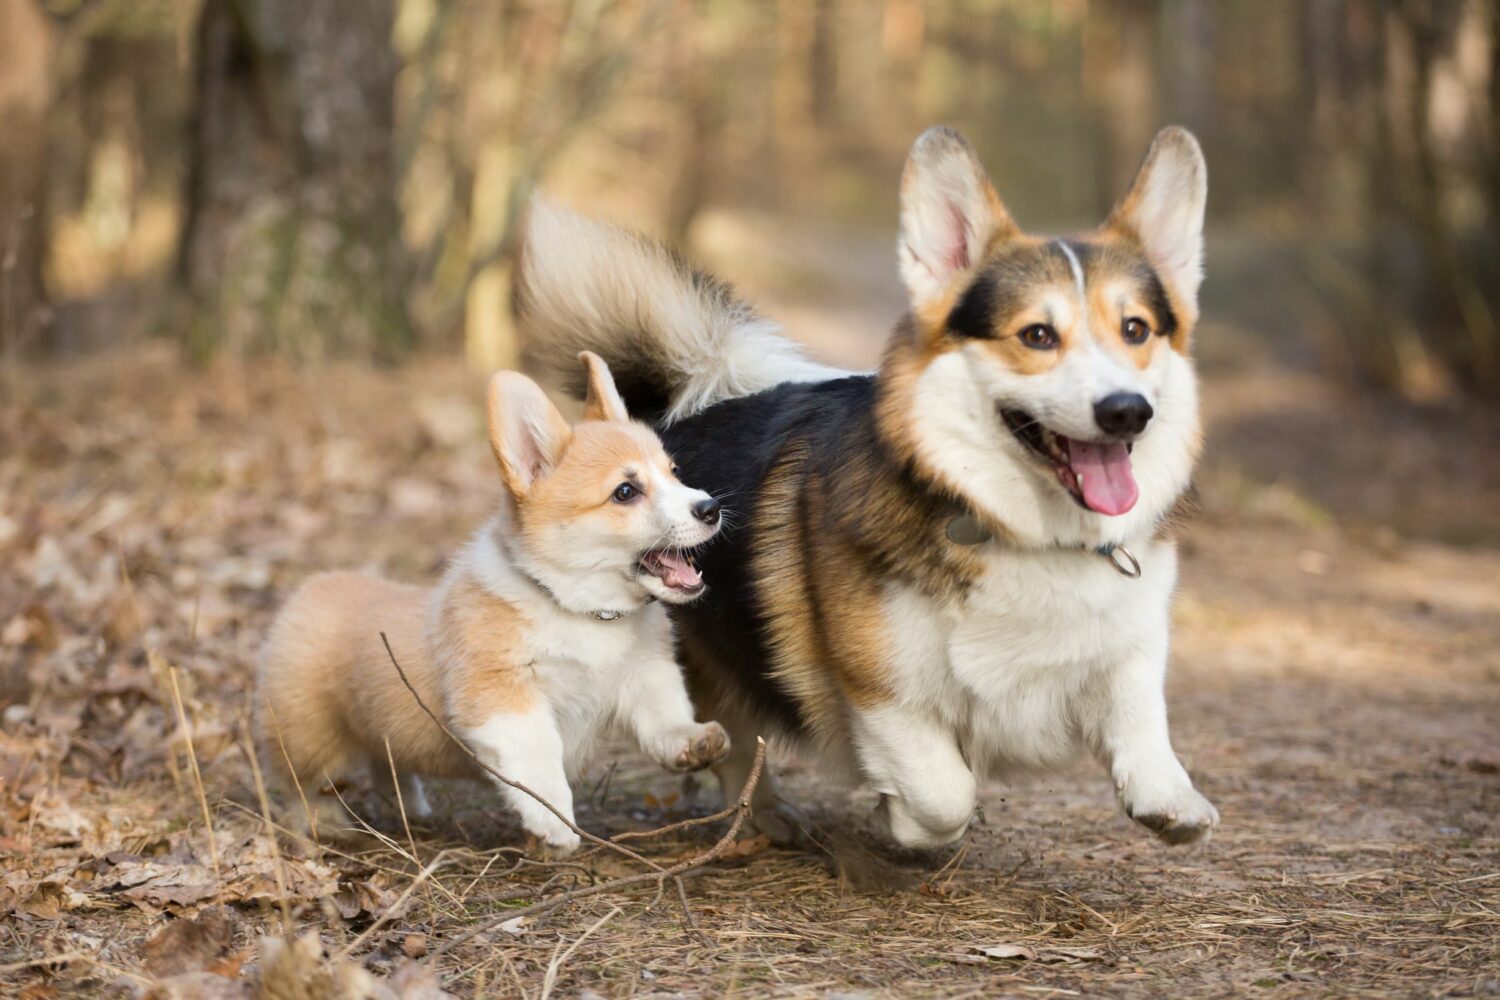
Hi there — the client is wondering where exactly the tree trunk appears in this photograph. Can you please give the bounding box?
[181,0,411,359]
[0,0,54,356]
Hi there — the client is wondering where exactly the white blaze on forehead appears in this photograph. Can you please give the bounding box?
[1054,240,1089,321]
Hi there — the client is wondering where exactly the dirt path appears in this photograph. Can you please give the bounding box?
[0,333,1496,996]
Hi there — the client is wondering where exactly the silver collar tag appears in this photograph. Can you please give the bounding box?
[946,515,1143,580]
[945,514,992,546]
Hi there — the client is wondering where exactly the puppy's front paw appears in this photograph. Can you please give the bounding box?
[525,829,582,858]
[1124,785,1219,845]
[666,722,730,773]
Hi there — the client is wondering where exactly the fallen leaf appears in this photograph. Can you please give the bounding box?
[15,880,92,920]
[974,943,1036,961]
[143,905,237,978]
[332,875,398,920]
[29,791,93,844]
[104,859,220,913]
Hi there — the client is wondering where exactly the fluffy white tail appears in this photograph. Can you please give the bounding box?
[517,199,848,423]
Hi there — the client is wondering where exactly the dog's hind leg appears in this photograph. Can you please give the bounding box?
[713,713,796,835]
[370,758,434,823]
[254,700,364,843]
[681,657,807,845]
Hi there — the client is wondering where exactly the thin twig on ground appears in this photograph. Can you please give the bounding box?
[240,724,293,931]
[428,735,766,959]
[380,631,769,953]
[380,632,660,872]
[162,655,219,877]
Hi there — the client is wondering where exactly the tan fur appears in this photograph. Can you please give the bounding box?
[432,569,535,730]
[516,421,676,536]
[256,571,477,789]
[874,330,1016,546]
[748,444,852,740]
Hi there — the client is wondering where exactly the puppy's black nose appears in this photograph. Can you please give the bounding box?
[1093,392,1154,437]
[692,498,721,525]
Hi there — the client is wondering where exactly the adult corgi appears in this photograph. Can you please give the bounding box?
[518,126,1218,849]
[256,353,729,853]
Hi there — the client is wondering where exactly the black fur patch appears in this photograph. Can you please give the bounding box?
[660,376,971,737]
[661,381,868,733]
[946,276,997,338]
[1142,269,1179,338]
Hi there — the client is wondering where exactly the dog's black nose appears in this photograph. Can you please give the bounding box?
[692,498,721,525]
[1093,392,1154,437]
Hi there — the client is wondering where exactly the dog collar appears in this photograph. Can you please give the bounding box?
[945,514,1142,579]
[496,537,643,621]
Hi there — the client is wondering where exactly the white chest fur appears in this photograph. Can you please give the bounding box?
[881,539,1179,776]
[521,606,669,770]
[451,528,676,768]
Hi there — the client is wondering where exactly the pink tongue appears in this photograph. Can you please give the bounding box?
[655,551,703,590]
[1067,440,1139,516]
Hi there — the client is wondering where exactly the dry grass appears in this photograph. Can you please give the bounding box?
[0,345,1496,998]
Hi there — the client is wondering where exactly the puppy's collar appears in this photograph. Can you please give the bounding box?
[496,535,643,620]
[945,514,1143,579]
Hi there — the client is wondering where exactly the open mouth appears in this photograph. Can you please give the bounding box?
[1000,408,1140,516]
[637,547,705,594]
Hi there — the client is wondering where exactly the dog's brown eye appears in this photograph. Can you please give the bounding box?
[1123,317,1151,344]
[612,482,638,503]
[1017,324,1059,350]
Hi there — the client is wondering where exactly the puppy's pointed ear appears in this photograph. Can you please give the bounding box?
[898,126,1015,322]
[1107,126,1208,310]
[578,351,630,423]
[487,372,572,499]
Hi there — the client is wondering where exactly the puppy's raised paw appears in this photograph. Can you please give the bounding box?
[669,722,730,773]
[1126,786,1219,845]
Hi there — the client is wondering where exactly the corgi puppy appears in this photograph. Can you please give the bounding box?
[516,126,1219,850]
[256,352,730,853]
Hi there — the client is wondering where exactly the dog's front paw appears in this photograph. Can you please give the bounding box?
[1124,785,1219,845]
[665,722,730,773]
[525,829,582,858]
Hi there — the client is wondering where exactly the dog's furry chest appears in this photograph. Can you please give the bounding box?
[884,539,1179,772]
[523,607,667,730]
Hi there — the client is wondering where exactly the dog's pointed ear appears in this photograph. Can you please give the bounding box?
[1107,126,1208,310]
[487,371,572,498]
[578,351,630,423]
[898,126,1015,322]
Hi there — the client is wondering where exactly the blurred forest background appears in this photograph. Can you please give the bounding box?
[2,0,1498,398]
[3,4,1499,995]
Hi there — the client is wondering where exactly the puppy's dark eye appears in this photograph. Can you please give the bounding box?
[611,482,638,503]
[1123,317,1151,345]
[670,464,681,478]
[1017,324,1059,350]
